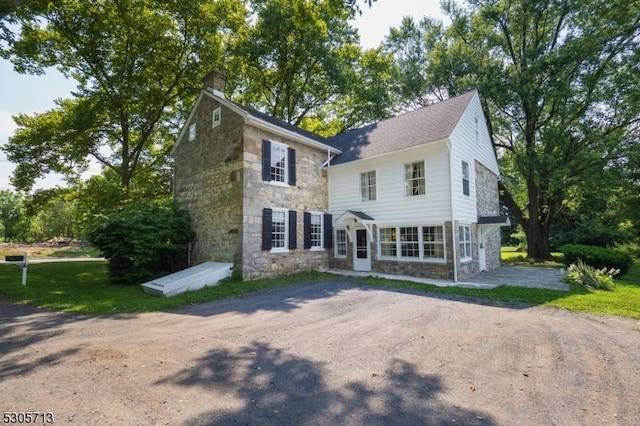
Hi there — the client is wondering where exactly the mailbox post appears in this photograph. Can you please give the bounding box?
[5,253,28,286]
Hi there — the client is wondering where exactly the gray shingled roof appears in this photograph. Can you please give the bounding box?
[327,90,477,165]
[226,98,333,147]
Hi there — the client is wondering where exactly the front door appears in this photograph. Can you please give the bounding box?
[353,228,371,272]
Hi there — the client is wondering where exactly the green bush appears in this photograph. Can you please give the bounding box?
[562,260,617,291]
[89,199,194,285]
[559,244,633,276]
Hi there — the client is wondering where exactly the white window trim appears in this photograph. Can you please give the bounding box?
[459,224,472,262]
[212,106,222,128]
[403,161,426,197]
[360,170,377,202]
[270,208,289,253]
[422,225,447,262]
[377,224,447,263]
[309,211,324,251]
[269,140,289,186]
[188,123,196,141]
[334,228,347,258]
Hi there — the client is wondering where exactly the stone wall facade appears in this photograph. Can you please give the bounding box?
[241,126,330,279]
[475,161,502,272]
[173,96,245,267]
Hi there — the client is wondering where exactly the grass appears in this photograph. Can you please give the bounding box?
[500,246,564,267]
[1,257,639,319]
[0,262,328,315]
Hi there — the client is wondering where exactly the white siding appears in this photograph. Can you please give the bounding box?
[328,142,451,224]
[449,92,499,223]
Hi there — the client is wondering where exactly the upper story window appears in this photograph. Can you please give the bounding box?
[459,224,472,261]
[212,107,221,128]
[271,143,287,183]
[360,170,376,201]
[462,161,470,196]
[188,123,196,141]
[404,161,425,196]
[262,140,296,186]
[335,229,347,258]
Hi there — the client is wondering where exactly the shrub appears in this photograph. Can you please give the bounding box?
[559,244,633,276]
[89,199,195,285]
[562,260,618,291]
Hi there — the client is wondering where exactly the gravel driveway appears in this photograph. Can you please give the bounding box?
[2,281,639,425]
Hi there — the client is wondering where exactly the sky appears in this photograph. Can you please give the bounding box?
[0,0,447,191]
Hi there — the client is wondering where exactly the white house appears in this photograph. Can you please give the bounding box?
[172,71,507,281]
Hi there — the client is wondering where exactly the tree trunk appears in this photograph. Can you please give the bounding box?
[525,219,552,260]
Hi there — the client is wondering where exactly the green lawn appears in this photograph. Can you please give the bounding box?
[500,246,564,267]
[1,258,639,319]
[0,262,327,315]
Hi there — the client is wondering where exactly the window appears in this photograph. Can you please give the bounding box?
[262,208,296,252]
[188,123,196,141]
[378,225,446,262]
[304,212,332,250]
[310,213,323,248]
[462,161,470,196]
[360,171,376,201]
[423,226,445,260]
[459,225,472,261]
[271,210,287,249]
[212,107,221,128]
[271,143,287,183]
[335,229,347,257]
[262,140,296,186]
[404,161,425,196]
[379,227,397,257]
[400,227,419,258]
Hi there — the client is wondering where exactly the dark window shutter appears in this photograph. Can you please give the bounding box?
[288,210,297,249]
[262,140,271,181]
[303,212,312,249]
[262,208,272,250]
[323,214,333,249]
[287,147,296,186]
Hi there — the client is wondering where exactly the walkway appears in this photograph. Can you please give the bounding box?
[328,265,569,291]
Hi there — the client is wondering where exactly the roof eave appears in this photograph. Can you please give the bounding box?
[328,137,450,168]
[202,91,341,155]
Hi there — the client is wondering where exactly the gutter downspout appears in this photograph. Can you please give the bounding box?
[447,140,459,282]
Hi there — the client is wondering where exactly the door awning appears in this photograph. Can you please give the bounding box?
[477,215,511,233]
[336,210,376,241]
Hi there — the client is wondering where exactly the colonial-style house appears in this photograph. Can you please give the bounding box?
[172,71,507,281]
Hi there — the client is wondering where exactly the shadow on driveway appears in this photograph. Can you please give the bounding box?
[157,341,495,425]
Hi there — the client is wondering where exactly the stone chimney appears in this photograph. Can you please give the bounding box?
[202,69,226,97]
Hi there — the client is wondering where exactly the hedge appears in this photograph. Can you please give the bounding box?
[559,244,633,276]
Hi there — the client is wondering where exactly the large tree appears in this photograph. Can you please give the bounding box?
[2,0,245,191]
[420,0,640,258]
[227,0,391,133]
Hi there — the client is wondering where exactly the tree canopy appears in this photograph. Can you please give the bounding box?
[388,0,640,258]
[3,0,246,191]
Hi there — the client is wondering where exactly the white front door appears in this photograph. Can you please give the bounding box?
[353,228,371,272]
[478,227,487,271]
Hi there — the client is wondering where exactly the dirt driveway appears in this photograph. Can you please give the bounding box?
[2,281,640,425]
